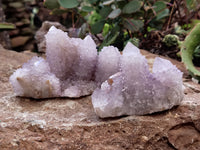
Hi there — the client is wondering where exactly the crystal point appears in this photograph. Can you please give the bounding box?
[92,42,184,118]
[95,46,120,84]
[10,26,98,98]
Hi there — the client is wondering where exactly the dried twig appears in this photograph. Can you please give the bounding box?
[166,0,176,30]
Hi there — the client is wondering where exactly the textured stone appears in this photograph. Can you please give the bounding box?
[0,2,11,49]
[35,21,67,52]
[1,47,200,149]
[11,36,31,48]
[8,2,23,8]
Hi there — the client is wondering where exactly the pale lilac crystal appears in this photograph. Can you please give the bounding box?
[71,35,97,80]
[9,57,61,98]
[95,46,121,84]
[92,42,184,118]
[10,26,184,115]
[61,80,97,98]
[45,26,78,80]
[92,72,125,118]
[45,26,98,97]
[10,26,98,98]
[151,57,184,110]
[123,41,140,54]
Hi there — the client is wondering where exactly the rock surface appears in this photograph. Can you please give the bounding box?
[2,0,65,52]
[0,1,11,49]
[11,36,31,48]
[1,47,200,149]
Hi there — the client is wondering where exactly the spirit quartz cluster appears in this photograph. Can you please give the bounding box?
[10,26,184,118]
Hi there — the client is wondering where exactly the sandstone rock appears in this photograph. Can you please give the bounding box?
[1,46,200,149]
[9,29,20,36]
[21,27,33,35]
[23,41,35,51]
[35,21,67,52]
[0,31,11,49]
[15,21,25,27]
[8,2,23,8]
[0,1,11,49]
[15,19,30,27]
[11,36,31,48]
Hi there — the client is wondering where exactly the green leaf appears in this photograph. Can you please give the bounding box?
[153,1,166,13]
[103,0,115,5]
[156,8,169,20]
[153,1,169,21]
[123,19,143,32]
[58,0,79,9]
[108,9,121,19]
[122,0,142,14]
[51,9,68,15]
[191,19,200,28]
[193,44,200,59]
[186,0,199,11]
[79,23,88,38]
[88,0,98,4]
[99,6,112,18]
[125,37,140,47]
[99,25,120,50]
[0,23,16,30]
[91,20,105,34]
[88,11,102,25]
[44,0,60,10]
[102,23,110,37]
[80,11,89,17]
[81,6,94,12]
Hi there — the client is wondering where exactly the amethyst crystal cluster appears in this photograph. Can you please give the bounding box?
[92,43,183,118]
[10,27,184,118]
[10,26,97,98]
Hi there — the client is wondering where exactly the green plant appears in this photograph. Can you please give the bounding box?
[181,23,200,80]
[43,0,173,50]
[162,34,180,47]
[0,22,15,31]
[193,44,200,59]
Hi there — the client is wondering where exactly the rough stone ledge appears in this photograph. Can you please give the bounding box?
[0,47,200,150]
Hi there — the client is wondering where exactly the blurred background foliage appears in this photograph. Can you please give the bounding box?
[1,0,200,59]
[43,0,200,53]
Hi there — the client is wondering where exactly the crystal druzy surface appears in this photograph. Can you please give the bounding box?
[9,57,61,98]
[10,26,184,117]
[10,26,97,98]
[92,43,184,118]
[45,26,97,97]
